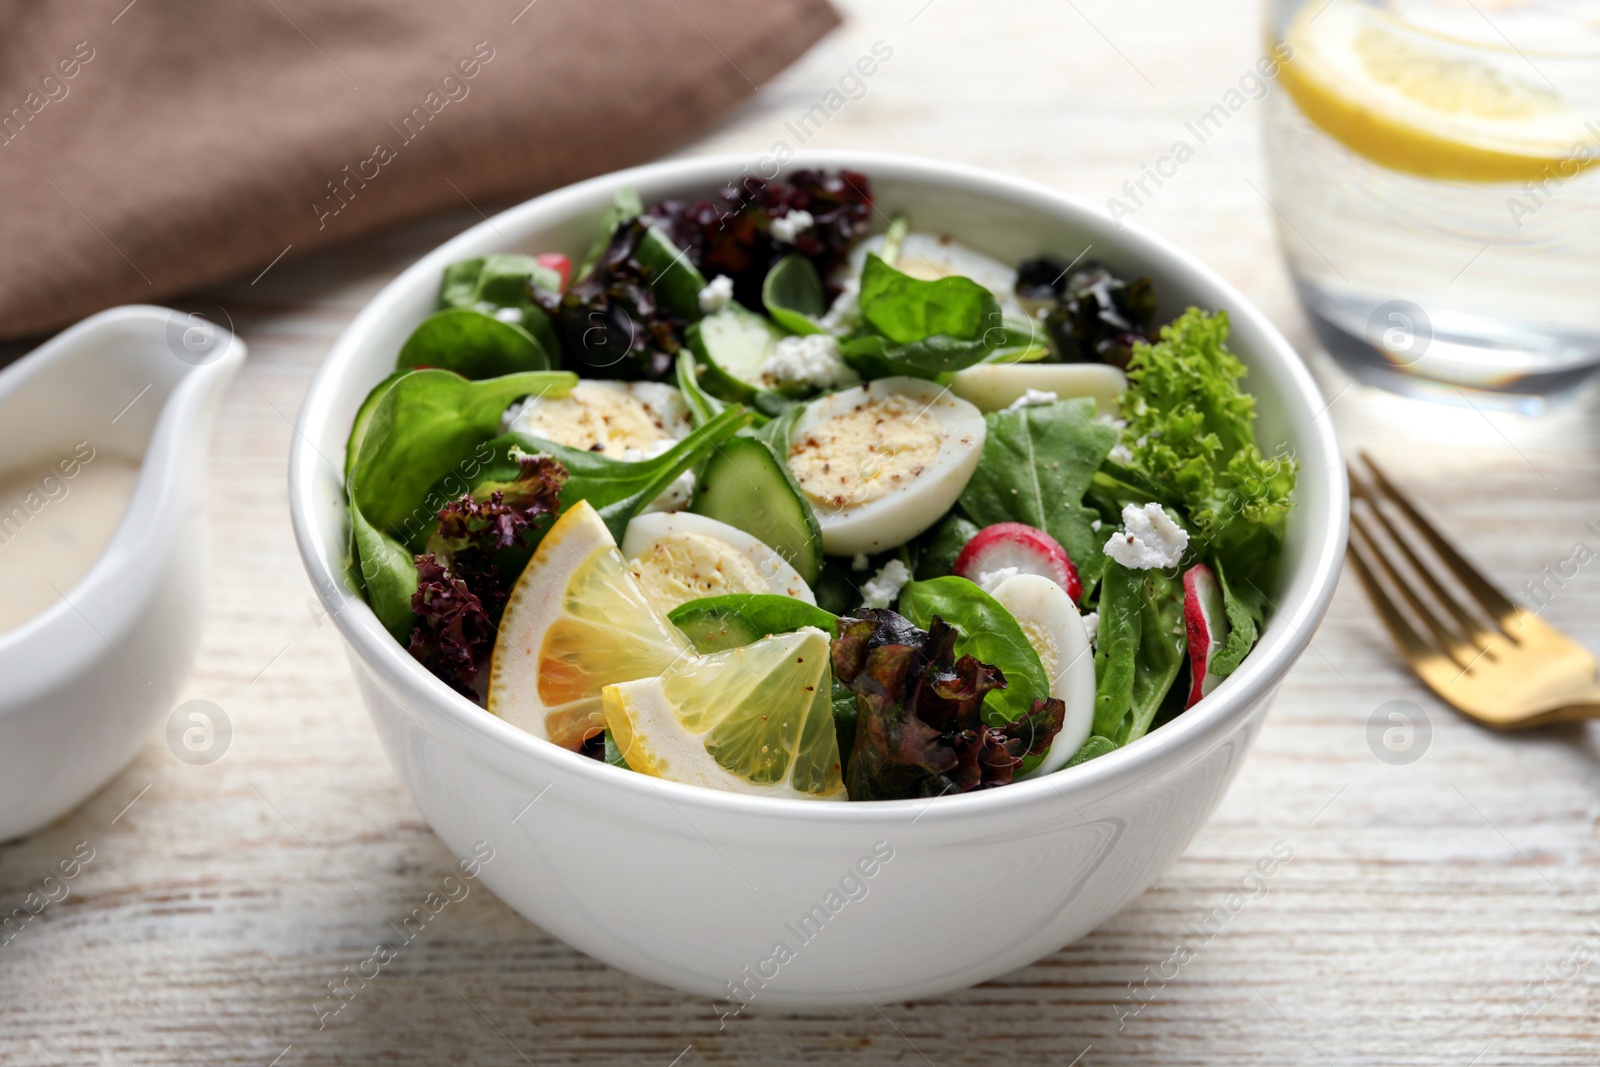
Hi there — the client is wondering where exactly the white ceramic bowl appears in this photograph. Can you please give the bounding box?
[0,306,243,842]
[289,153,1347,1007]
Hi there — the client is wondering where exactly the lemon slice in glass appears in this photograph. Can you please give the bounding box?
[1278,0,1594,181]
[602,627,847,800]
[488,499,693,749]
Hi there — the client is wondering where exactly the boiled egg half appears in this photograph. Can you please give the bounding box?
[785,377,985,556]
[503,380,689,458]
[989,573,1096,774]
[620,511,815,617]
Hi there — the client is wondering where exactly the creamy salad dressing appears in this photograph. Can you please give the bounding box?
[0,449,142,634]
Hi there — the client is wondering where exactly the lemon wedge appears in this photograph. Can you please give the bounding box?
[602,627,846,800]
[1278,0,1594,181]
[488,500,694,750]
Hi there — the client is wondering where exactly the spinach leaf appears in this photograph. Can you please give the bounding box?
[344,368,574,635]
[577,186,644,280]
[397,309,553,378]
[668,594,838,653]
[858,252,1002,346]
[344,370,409,480]
[350,505,421,639]
[1208,559,1263,679]
[487,405,751,544]
[1090,562,1186,746]
[348,369,575,552]
[898,576,1051,727]
[912,512,979,580]
[437,254,563,362]
[957,398,1118,582]
[762,254,826,336]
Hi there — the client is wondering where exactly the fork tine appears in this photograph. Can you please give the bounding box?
[1346,525,1447,669]
[1349,465,1500,650]
[1358,452,1523,632]
[1348,508,1477,669]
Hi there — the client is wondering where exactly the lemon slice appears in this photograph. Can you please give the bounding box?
[602,627,846,800]
[1278,0,1594,181]
[488,500,693,749]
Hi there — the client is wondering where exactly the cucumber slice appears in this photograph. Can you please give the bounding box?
[691,436,823,584]
[634,224,708,320]
[686,305,782,400]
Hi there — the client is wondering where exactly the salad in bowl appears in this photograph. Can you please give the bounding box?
[343,168,1297,805]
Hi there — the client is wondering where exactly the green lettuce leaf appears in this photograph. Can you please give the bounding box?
[1090,561,1186,746]
[1122,309,1297,582]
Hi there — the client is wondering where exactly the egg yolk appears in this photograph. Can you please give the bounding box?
[787,394,942,510]
[512,383,673,458]
[628,532,771,616]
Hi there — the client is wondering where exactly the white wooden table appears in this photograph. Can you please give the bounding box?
[5,1,1599,1063]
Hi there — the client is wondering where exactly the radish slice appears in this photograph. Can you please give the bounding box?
[952,521,1083,603]
[1183,563,1231,708]
[537,252,572,291]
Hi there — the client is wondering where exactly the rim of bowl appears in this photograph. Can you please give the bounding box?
[289,151,1348,828]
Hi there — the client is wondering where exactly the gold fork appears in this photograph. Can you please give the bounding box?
[1345,453,1600,728]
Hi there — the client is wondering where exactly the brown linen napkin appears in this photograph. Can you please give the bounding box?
[0,0,839,341]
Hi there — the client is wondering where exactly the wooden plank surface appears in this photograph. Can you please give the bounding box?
[5,0,1600,1063]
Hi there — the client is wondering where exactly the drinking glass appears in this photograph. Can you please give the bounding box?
[1262,0,1600,407]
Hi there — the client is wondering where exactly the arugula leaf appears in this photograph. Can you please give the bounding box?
[490,405,752,543]
[762,254,826,336]
[397,309,552,378]
[1090,562,1186,746]
[674,350,728,426]
[957,398,1118,581]
[898,576,1051,728]
[1122,309,1297,582]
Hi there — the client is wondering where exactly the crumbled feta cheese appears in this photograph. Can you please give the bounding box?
[473,300,497,315]
[851,553,870,572]
[1103,502,1189,570]
[1004,389,1059,412]
[1093,413,1128,431]
[818,276,860,334]
[1090,519,1102,533]
[973,566,1019,593]
[860,559,911,609]
[762,333,848,391]
[1108,442,1134,465]
[697,274,734,314]
[769,209,815,244]
[1080,610,1099,647]
[493,306,524,324]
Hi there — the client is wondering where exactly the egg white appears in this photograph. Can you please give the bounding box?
[620,511,816,606]
[989,573,1096,775]
[785,377,985,556]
